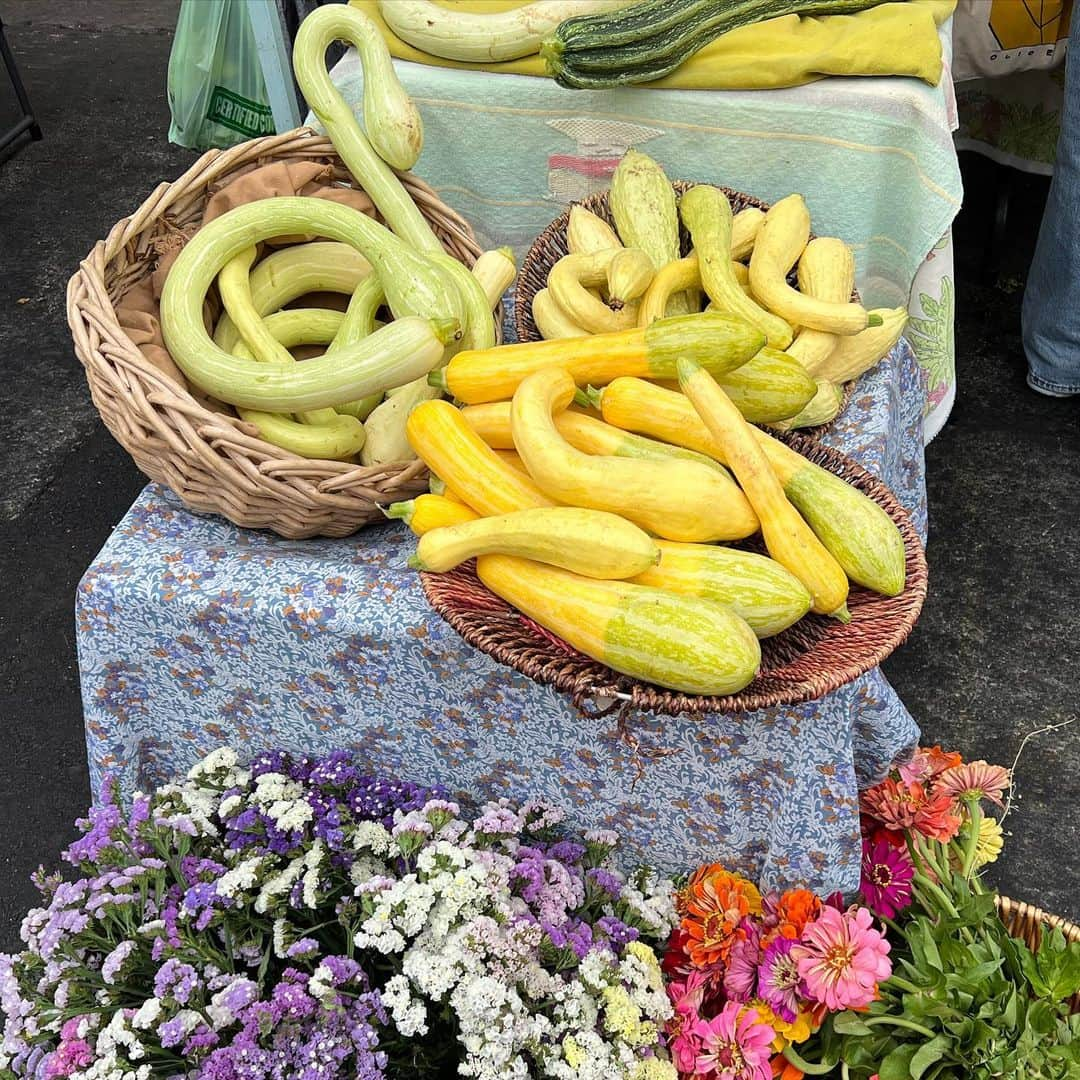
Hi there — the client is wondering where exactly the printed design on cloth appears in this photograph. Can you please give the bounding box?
[76,337,926,896]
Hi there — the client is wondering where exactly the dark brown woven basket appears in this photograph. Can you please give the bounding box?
[514,181,855,438]
[421,431,927,719]
[998,896,1080,1015]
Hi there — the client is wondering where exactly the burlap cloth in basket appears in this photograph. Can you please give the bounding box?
[112,161,379,405]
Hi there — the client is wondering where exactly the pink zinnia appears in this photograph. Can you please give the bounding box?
[757,936,802,1022]
[693,1002,774,1080]
[667,970,709,1074]
[723,919,761,1002]
[935,761,1011,808]
[859,838,914,919]
[792,906,891,1012]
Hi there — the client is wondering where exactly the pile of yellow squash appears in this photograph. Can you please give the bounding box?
[390,301,910,699]
[531,150,908,433]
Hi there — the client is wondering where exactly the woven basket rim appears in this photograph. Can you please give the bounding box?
[513,180,856,438]
[66,127,491,539]
[420,429,928,718]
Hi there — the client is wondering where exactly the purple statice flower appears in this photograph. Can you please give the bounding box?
[545,919,594,961]
[63,778,125,867]
[596,915,639,951]
[286,937,320,960]
[154,958,200,1005]
[723,919,761,1002]
[472,803,523,838]
[758,936,802,1023]
[511,846,585,925]
[197,970,387,1080]
[521,798,566,832]
[307,750,359,789]
[586,867,624,898]
[182,1025,220,1057]
[546,841,586,865]
[211,976,260,1015]
[100,941,136,985]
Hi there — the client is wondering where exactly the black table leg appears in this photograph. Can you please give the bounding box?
[0,16,43,158]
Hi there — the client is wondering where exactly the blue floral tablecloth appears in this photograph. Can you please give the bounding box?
[77,339,926,895]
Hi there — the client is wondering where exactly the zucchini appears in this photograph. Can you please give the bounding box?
[433,311,765,404]
[678,358,850,620]
[681,184,793,348]
[543,0,890,89]
[388,494,480,535]
[411,507,660,578]
[510,367,758,542]
[610,150,687,314]
[633,542,811,638]
[378,0,633,63]
[477,554,761,696]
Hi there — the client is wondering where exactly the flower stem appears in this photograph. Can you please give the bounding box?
[782,1044,837,1075]
[864,1016,938,1038]
[960,796,983,880]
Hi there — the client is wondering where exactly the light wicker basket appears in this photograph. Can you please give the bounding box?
[997,896,1080,1015]
[67,129,489,539]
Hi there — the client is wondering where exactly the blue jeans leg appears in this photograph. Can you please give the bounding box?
[1022,22,1080,395]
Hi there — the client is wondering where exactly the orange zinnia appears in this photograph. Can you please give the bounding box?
[771,1054,804,1079]
[770,889,822,942]
[681,866,762,967]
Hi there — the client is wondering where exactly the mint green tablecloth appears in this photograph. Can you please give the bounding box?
[314,24,963,437]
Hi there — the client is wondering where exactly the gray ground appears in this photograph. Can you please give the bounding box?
[0,1,1076,952]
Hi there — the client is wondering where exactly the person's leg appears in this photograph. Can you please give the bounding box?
[1022,22,1080,397]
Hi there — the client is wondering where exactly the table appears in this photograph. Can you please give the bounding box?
[316,20,962,438]
[76,325,925,897]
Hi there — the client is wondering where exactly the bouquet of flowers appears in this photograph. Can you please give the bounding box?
[660,865,891,1080]
[787,747,1080,1079]
[0,748,680,1080]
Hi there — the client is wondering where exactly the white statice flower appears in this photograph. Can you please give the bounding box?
[186,747,238,779]
[348,855,387,889]
[300,840,327,908]
[250,772,302,804]
[130,998,162,1031]
[351,820,392,856]
[71,1057,153,1080]
[215,856,266,900]
[401,931,468,999]
[353,904,406,954]
[217,794,244,820]
[254,855,305,914]
[617,874,678,938]
[619,943,671,1020]
[96,1010,146,1061]
[452,974,548,1080]
[382,974,429,1037]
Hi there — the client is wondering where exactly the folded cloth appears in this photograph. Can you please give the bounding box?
[350,0,955,89]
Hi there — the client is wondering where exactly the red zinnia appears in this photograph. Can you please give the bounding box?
[861,779,961,842]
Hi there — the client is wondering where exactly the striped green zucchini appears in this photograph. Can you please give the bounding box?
[543,0,889,88]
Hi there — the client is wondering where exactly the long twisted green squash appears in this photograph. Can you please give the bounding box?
[543,0,890,88]
[160,198,458,411]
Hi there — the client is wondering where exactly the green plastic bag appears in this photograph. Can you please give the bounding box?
[167,0,277,150]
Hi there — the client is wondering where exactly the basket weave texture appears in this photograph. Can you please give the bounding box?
[67,129,489,539]
[997,896,1080,1014]
[514,182,854,437]
[421,432,928,718]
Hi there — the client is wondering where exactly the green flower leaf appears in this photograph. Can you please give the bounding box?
[878,1043,919,1080]
[909,1036,950,1079]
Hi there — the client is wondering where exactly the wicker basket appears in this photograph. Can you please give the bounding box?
[514,182,854,437]
[998,897,1080,1014]
[421,431,927,719]
[67,129,490,539]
